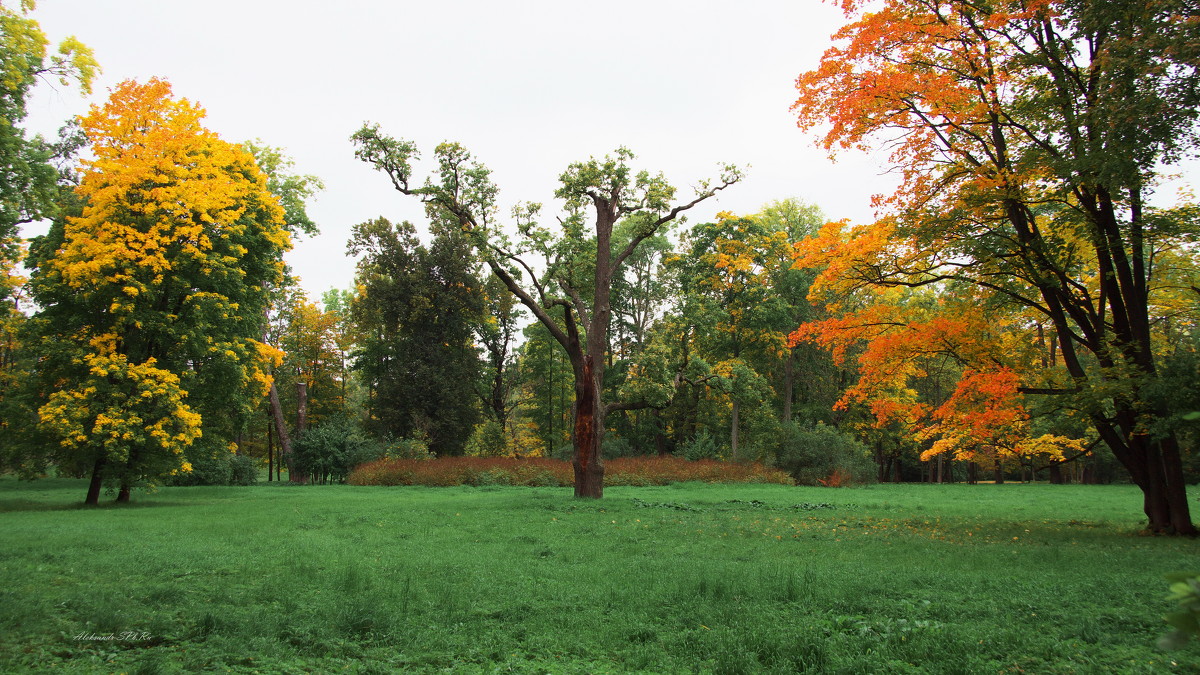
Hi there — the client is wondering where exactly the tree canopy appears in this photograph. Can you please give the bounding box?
[27,78,290,504]
[793,0,1200,532]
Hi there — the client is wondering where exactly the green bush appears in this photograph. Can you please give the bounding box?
[228,454,258,486]
[675,428,723,461]
[292,418,382,484]
[771,422,875,486]
[166,439,233,486]
[383,433,434,461]
[464,420,507,457]
[602,434,636,458]
[1161,572,1200,650]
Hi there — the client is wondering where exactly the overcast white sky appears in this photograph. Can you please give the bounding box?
[21,1,1193,300]
[20,0,905,298]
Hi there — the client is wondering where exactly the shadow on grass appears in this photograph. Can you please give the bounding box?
[0,498,202,513]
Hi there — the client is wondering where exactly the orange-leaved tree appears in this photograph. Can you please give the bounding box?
[794,0,1200,532]
[27,78,290,504]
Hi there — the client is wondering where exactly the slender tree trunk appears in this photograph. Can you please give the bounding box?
[268,382,292,480]
[267,414,274,482]
[730,400,741,462]
[993,460,1004,484]
[85,456,105,506]
[781,349,794,424]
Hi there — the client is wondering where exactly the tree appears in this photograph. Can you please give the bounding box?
[475,274,522,431]
[670,213,793,460]
[243,141,324,482]
[0,3,96,467]
[0,1,97,282]
[27,78,289,504]
[352,129,741,496]
[347,217,483,455]
[794,0,1200,533]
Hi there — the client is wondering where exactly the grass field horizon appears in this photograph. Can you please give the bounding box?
[2,478,1199,673]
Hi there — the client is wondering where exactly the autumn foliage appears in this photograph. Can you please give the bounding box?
[29,78,290,503]
[790,0,1200,531]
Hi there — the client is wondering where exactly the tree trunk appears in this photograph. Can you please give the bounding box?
[116,485,131,503]
[85,456,105,506]
[267,414,273,482]
[296,381,308,434]
[1131,433,1195,534]
[730,400,740,462]
[993,460,1004,484]
[572,356,604,498]
[268,382,292,480]
[1048,463,1063,484]
[781,349,794,424]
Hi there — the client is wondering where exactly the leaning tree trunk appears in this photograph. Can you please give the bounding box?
[268,382,292,480]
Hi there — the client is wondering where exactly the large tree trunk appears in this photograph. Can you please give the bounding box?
[296,382,308,435]
[85,456,105,506]
[572,356,604,498]
[1128,432,1194,534]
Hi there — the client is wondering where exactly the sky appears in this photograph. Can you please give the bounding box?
[20,0,906,299]
[20,1,1195,300]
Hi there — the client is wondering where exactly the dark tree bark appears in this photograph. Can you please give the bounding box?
[85,456,105,506]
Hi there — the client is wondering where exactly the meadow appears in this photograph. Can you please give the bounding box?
[1,479,1199,674]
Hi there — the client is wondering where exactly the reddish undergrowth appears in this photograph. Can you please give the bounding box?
[347,455,792,487]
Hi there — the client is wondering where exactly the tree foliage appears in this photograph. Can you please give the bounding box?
[352,126,741,497]
[794,0,1200,531]
[347,217,483,455]
[27,78,289,503]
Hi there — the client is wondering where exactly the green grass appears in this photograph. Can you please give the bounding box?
[1,479,1199,673]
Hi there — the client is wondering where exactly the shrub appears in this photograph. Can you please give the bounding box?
[292,418,382,484]
[675,428,723,461]
[347,455,792,487]
[229,454,258,486]
[771,422,875,486]
[464,420,507,457]
[166,438,233,486]
[383,433,434,461]
[601,435,636,458]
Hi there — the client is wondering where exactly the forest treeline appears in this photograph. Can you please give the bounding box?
[1,1,1198,531]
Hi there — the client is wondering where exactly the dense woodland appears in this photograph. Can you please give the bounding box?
[1,0,1198,532]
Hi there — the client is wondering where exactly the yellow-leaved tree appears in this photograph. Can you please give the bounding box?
[27,78,290,504]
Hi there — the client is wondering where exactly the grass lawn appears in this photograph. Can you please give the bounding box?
[1,479,1199,673]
